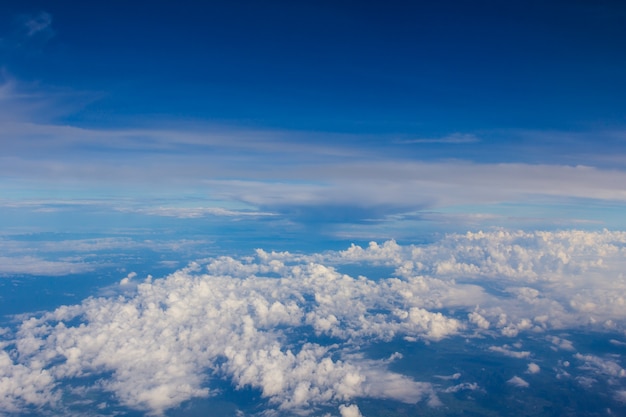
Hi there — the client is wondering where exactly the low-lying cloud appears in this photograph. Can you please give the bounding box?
[1,230,626,415]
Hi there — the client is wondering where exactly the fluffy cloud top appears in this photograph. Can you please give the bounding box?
[527,363,540,374]
[1,230,626,415]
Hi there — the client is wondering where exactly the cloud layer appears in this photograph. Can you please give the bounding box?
[1,230,626,415]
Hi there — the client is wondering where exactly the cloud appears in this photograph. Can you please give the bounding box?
[0,350,59,412]
[2,78,626,229]
[548,336,575,351]
[0,256,94,276]
[0,235,214,276]
[21,12,53,38]
[339,404,363,417]
[442,382,480,393]
[2,229,626,414]
[488,346,531,359]
[396,133,480,144]
[574,353,626,378]
[122,206,276,219]
[507,376,529,388]
[3,257,443,414]
[0,12,54,51]
[527,363,540,374]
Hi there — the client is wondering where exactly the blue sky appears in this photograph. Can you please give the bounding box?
[3,3,626,416]
[1,0,626,244]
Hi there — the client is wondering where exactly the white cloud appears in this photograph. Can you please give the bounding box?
[0,350,59,412]
[527,363,540,374]
[339,404,363,417]
[0,255,94,276]
[123,206,276,219]
[435,372,461,381]
[0,236,214,277]
[548,336,575,351]
[507,376,529,388]
[2,95,626,226]
[574,353,626,378]
[489,346,531,359]
[2,230,626,414]
[3,257,442,414]
[442,382,480,393]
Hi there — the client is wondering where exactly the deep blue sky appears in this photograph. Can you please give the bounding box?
[4,0,626,132]
[1,0,626,240]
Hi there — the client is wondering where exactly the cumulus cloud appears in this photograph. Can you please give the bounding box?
[2,230,626,414]
[339,404,363,417]
[527,363,540,374]
[0,350,59,412]
[2,258,442,414]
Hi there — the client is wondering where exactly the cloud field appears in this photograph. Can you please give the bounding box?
[1,229,626,416]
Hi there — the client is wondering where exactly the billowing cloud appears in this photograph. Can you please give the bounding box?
[1,229,626,414]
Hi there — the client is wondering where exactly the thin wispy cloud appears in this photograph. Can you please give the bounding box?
[0,11,55,51]
[396,133,480,144]
[21,11,53,38]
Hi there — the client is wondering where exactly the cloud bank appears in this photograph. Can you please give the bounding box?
[1,230,626,415]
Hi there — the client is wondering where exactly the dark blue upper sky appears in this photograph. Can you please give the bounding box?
[3,0,626,133]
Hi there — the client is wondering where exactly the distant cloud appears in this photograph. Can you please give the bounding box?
[574,353,626,378]
[21,12,53,38]
[527,363,540,374]
[507,376,529,388]
[0,11,54,51]
[0,256,93,276]
[1,78,626,231]
[489,346,531,359]
[0,236,211,276]
[124,206,276,219]
[396,133,480,144]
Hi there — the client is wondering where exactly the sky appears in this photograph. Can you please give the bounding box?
[1,0,626,244]
[1,1,626,416]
